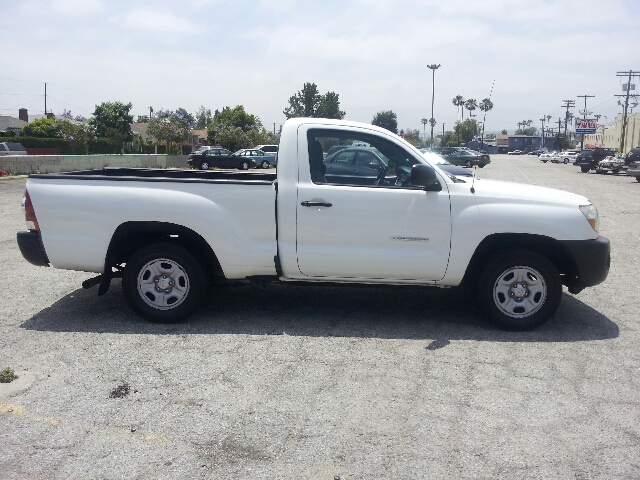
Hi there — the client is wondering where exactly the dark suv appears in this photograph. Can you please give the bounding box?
[574,148,615,173]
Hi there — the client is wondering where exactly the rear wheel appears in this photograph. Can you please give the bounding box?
[580,166,590,173]
[464,160,472,168]
[200,161,210,170]
[238,161,250,170]
[564,158,569,164]
[478,163,486,168]
[477,251,562,331]
[636,176,640,183]
[122,243,206,323]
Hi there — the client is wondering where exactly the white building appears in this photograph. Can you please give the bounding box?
[583,113,640,154]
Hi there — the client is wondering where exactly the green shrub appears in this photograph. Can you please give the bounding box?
[0,367,18,383]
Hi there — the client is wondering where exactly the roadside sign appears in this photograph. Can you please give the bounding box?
[576,118,597,134]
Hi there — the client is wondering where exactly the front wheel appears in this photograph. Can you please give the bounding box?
[261,160,270,169]
[464,160,472,168]
[564,158,569,164]
[636,176,640,183]
[477,251,562,331]
[580,166,590,173]
[122,243,206,323]
[238,161,250,170]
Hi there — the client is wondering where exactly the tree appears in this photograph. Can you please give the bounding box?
[283,82,345,119]
[371,110,398,134]
[195,106,212,129]
[403,128,422,146]
[56,110,94,154]
[516,120,536,136]
[90,101,133,141]
[316,91,345,119]
[454,119,480,143]
[146,109,195,147]
[501,129,508,135]
[20,117,59,138]
[213,105,261,131]
[206,105,277,151]
[452,95,465,120]
[479,98,494,114]
[464,98,478,119]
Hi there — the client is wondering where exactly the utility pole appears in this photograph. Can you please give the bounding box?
[560,100,575,138]
[540,116,547,150]
[615,70,640,154]
[427,64,441,146]
[44,82,47,115]
[442,123,445,148]
[577,94,595,150]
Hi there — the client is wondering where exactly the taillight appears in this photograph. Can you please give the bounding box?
[477,155,481,159]
[22,189,39,231]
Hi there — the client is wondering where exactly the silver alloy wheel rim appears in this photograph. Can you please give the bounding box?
[242,162,249,169]
[201,162,209,170]
[137,258,190,310]
[261,161,269,168]
[493,265,547,318]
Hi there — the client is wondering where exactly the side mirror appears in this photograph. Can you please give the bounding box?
[411,164,442,191]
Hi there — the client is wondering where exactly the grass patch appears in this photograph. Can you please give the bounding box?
[0,368,18,383]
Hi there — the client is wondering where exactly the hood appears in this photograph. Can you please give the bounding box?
[471,179,590,207]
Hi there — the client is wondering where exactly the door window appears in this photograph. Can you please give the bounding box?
[308,129,425,188]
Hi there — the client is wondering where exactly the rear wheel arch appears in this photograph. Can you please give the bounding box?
[104,221,224,279]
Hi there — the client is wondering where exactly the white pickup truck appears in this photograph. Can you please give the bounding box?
[17,118,610,330]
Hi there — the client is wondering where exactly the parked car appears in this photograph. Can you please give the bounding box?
[624,147,640,166]
[253,144,279,155]
[235,149,277,168]
[325,145,349,158]
[508,150,524,155]
[555,151,579,164]
[539,152,555,163]
[441,149,490,168]
[626,151,640,182]
[429,156,473,177]
[188,147,256,170]
[574,148,616,173]
[0,142,27,156]
[595,156,626,175]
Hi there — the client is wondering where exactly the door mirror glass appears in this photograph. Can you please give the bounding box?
[411,164,442,191]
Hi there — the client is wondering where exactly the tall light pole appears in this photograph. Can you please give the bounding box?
[427,64,441,146]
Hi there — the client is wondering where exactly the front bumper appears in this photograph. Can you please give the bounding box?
[560,236,610,294]
[17,230,50,267]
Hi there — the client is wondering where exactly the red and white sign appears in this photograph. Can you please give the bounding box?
[576,119,597,134]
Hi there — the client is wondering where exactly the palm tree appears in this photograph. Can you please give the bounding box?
[479,98,493,114]
[452,95,464,120]
[464,98,477,119]
[421,118,428,145]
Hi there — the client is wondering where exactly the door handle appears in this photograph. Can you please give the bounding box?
[301,201,332,207]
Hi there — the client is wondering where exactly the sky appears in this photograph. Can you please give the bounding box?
[1,0,639,135]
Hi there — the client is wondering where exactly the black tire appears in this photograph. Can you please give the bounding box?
[464,160,472,168]
[478,163,486,168]
[122,243,206,323]
[200,161,210,170]
[477,250,562,331]
[238,161,250,170]
[636,176,640,183]
[563,158,569,164]
[261,160,270,169]
[580,166,590,173]
[542,160,548,163]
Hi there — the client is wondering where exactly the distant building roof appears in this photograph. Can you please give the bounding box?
[0,116,27,132]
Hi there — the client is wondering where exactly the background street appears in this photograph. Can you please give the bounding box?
[1,155,639,479]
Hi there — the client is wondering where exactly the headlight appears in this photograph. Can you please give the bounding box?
[580,204,599,232]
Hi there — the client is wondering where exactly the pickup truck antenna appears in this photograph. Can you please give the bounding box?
[470,166,476,193]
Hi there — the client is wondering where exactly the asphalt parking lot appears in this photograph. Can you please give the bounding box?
[1,155,639,479]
